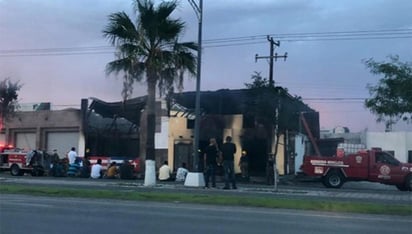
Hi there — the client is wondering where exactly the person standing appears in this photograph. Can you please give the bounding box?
[67,147,77,165]
[203,138,220,188]
[80,155,91,178]
[221,136,237,189]
[239,150,249,180]
[51,149,60,166]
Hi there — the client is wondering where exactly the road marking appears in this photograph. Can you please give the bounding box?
[3,201,53,208]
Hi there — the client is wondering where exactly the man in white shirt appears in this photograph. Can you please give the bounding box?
[91,159,103,179]
[175,162,189,182]
[67,147,77,164]
[158,161,172,181]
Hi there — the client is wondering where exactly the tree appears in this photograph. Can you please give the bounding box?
[0,78,22,129]
[244,71,271,90]
[103,0,196,186]
[363,55,412,129]
[244,72,308,170]
[244,72,283,161]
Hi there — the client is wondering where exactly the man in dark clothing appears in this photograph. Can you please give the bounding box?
[203,138,220,188]
[119,160,136,179]
[80,155,91,178]
[221,136,237,189]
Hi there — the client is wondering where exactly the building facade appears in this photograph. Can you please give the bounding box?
[1,104,86,158]
[1,88,318,177]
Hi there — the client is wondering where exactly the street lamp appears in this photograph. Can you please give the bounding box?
[188,0,202,172]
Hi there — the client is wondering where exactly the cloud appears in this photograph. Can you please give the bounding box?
[0,0,411,131]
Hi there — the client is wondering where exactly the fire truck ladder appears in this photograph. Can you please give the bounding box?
[300,113,321,157]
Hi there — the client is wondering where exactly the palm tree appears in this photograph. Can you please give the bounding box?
[103,0,197,186]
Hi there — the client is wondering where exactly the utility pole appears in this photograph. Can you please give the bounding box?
[255,36,288,86]
[255,36,288,192]
[188,0,203,172]
[184,0,205,188]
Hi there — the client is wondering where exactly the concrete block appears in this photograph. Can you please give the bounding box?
[184,172,205,187]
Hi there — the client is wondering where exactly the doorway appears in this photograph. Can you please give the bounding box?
[174,142,192,171]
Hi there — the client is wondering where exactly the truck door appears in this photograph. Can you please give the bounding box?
[369,151,404,184]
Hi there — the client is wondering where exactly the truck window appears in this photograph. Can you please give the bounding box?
[384,150,395,157]
[375,152,400,166]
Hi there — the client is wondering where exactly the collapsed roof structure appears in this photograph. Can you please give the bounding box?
[88,88,319,137]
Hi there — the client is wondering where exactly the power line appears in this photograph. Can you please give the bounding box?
[203,28,412,43]
[0,46,112,53]
[0,51,114,57]
[0,29,411,57]
[303,98,366,100]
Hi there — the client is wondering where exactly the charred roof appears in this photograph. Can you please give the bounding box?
[89,88,315,126]
[172,88,314,115]
[88,96,146,125]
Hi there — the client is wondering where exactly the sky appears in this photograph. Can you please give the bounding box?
[0,0,411,132]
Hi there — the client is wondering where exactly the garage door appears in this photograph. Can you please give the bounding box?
[16,132,36,150]
[47,132,79,159]
[0,133,5,145]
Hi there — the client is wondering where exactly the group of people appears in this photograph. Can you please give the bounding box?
[156,136,250,189]
[99,160,137,179]
[158,161,189,182]
[82,158,136,180]
[204,136,241,189]
[50,147,136,180]
[59,141,249,186]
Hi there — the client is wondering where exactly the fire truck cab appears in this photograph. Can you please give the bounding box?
[301,148,412,191]
[0,145,45,176]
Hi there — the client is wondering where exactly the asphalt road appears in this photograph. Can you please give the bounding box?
[1,194,410,234]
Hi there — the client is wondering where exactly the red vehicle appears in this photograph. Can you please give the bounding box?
[88,156,141,174]
[301,148,412,191]
[0,146,45,176]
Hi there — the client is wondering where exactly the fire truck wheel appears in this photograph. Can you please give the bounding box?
[406,174,412,191]
[396,184,408,191]
[323,171,344,188]
[10,164,23,176]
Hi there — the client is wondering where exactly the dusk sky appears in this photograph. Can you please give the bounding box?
[0,0,411,132]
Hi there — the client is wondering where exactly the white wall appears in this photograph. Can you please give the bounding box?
[366,131,412,163]
[294,134,306,174]
[155,100,169,150]
[155,116,169,149]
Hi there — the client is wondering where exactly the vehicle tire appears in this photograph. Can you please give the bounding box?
[323,171,345,188]
[321,178,330,188]
[396,184,408,191]
[405,174,412,191]
[10,164,23,176]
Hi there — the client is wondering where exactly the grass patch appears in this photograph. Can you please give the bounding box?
[1,184,411,216]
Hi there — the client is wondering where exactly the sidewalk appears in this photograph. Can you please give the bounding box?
[2,174,411,205]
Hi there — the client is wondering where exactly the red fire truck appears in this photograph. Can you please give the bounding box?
[0,145,46,176]
[298,113,412,191]
[300,148,412,191]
